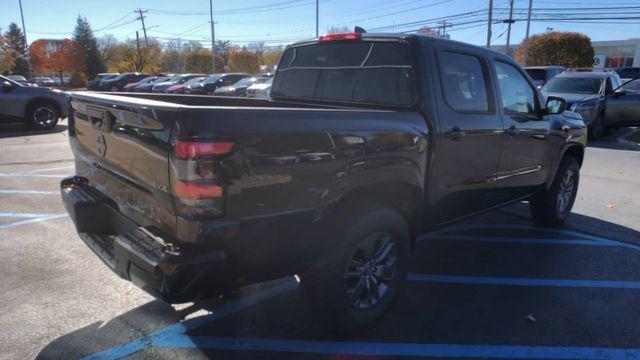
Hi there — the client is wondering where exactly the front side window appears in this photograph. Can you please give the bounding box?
[439,51,490,112]
[494,61,537,116]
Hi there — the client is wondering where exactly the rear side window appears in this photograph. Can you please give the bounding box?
[438,51,490,112]
[494,61,537,116]
[272,41,416,107]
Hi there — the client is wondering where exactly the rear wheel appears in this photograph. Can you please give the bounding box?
[26,103,59,130]
[530,156,579,226]
[301,204,410,333]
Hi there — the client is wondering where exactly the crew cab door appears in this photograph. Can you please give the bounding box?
[429,46,504,223]
[605,79,640,127]
[492,60,550,196]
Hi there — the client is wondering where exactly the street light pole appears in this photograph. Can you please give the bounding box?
[486,0,493,48]
[523,0,533,65]
[210,0,216,73]
[18,0,32,79]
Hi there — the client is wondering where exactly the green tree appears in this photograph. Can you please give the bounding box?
[215,39,231,65]
[73,16,106,79]
[4,23,29,76]
[0,27,16,74]
[515,32,594,68]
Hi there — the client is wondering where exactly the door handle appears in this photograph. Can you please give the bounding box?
[505,125,520,136]
[447,127,466,141]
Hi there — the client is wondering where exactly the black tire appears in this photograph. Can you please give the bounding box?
[301,204,410,333]
[26,103,59,130]
[530,156,580,226]
[588,113,605,140]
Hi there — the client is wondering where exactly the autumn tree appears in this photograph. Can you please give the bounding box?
[113,39,161,73]
[515,32,594,68]
[262,48,283,67]
[73,16,105,79]
[160,39,185,73]
[29,39,85,84]
[98,34,119,71]
[185,49,223,73]
[4,23,30,76]
[228,50,260,74]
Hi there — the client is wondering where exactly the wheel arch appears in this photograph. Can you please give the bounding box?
[24,97,62,119]
[545,144,584,188]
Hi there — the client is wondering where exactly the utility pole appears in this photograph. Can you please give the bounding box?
[135,31,141,71]
[18,0,32,79]
[136,9,148,45]
[210,0,216,74]
[523,0,533,65]
[438,20,451,39]
[504,0,515,56]
[315,0,319,37]
[486,0,493,48]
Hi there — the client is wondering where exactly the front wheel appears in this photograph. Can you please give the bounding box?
[530,156,580,226]
[301,205,410,333]
[588,113,605,140]
[27,103,59,130]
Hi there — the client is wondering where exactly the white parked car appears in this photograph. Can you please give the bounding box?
[245,77,272,100]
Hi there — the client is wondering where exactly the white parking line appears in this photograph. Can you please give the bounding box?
[0,173,66,178]
[27,165,74,174]
[0,214,68,229]
[0,189,58,195]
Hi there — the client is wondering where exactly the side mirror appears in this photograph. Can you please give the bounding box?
[545,96,566,115]
[2,81,13,92]
[614,89,626,97]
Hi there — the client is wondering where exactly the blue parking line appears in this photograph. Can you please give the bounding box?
[0,214,68,229]
[0,189,58,195]
[152,335,640,359]
[422,234,608,247]
[81,279,298,360]
[408,273,640,289]
[0,212,59,218]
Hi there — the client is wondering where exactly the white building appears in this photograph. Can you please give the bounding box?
[592,39,640,68]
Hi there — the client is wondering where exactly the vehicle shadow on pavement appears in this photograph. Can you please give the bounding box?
[0,122,67,139]
[36,205,640,359]
[587,128,639,151]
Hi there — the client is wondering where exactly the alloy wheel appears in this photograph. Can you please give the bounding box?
[556,169,576,213]
[33,106,56,127]
[344,232,398,310]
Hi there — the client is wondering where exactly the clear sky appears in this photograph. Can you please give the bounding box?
[2,0,640,48]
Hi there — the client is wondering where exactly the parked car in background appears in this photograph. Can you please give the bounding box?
[6,75,30,86]
[123,76,158,92]
[246,77,273,99]
[541,68,640,138]
[98,73,149,92]
[615,67,640,84]
[618,78,640,94]
[62,33,587,331]
[0,74,68,130]
[53,76,71,86]
[34,77,55,87]
[165,76,206,94]
[152,74,205,93]
[185,73,251,95]
[86,73,119,90]
[213,76,261,96]
[525,66,566,88]
[133,75,172,92]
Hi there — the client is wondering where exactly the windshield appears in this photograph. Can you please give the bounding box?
[254,77,270,84]
[272,41,417,107]
[184,77,205,85]
[137,77,155,84]
[543,76,603,94]
[233,77,256,87]
[0,74,22,86]
[202,75,222,84]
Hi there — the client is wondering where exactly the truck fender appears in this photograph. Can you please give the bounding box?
[545,143,585,189]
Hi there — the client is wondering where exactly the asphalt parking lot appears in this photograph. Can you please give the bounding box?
[1,121,640,360]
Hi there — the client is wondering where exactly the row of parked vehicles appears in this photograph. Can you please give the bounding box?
[524,66,640,139]
[86,72,273,99]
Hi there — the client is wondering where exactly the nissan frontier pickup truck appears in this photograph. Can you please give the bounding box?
[61,32,587,331]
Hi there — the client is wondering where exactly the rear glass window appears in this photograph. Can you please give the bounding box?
[272,41,417,107]
[525,69,547,81]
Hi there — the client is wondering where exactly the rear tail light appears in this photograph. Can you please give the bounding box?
[171,140,235,219]
[318,32,361,42]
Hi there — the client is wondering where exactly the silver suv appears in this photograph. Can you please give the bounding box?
[0,74,69,130]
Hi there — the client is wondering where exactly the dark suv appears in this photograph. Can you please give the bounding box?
[185,73,252,95]
[541,69,632,138]
[525,66,566,88]
[98,73,149,92]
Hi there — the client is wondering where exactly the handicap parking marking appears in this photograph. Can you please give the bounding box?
[0,189,58,195]
[151,335,640,359]
[408,273,640,290]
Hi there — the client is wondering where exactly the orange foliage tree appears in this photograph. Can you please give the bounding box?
[514,32,594,68]
[29,39,85,84]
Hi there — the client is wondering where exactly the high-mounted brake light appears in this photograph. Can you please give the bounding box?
[318,32,361,42]
[174,141,234,159]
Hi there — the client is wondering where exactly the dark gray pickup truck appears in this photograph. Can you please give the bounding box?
[61,32,586,330]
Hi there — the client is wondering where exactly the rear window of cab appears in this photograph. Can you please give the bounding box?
[272,40,417,107]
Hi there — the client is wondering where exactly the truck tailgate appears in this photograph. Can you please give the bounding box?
[68,92,181,235]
